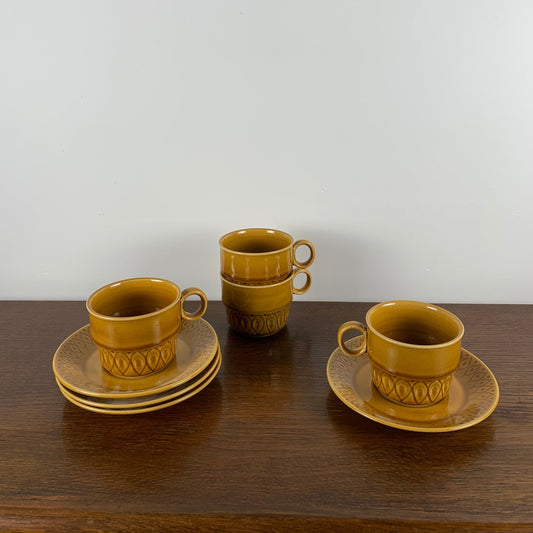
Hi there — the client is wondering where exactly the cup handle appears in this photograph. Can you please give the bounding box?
[180,288,208,322]
[292,240,316,269]
[337,321,367,357]
[291,268,312,295]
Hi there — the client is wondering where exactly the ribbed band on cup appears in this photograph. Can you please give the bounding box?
[224,305,290,337]
[220,272,292,286]
[371,361,453,406]
[98,334,177,377]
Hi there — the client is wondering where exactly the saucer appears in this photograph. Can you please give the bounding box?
[57,349,222,414]
[58,346,221,409]
[327,338,499,432]
[53,319,218,398]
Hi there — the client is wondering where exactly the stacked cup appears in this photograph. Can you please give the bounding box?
[219,228,315,336]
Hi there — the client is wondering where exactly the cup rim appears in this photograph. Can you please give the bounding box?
[86,277,181,321]
[366,300,465,349]
[219,227,294,255]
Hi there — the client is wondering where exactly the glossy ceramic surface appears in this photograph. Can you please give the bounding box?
[337,301,464,406]
[219,228,315,284]
[221,268,311,336]
[57,349,222,413]
[327,337,499,432]
[224,305,291,337]
[221,268,311,313]
[87,278,208,377]
[58,347,221,409]
[53,319,218,398]
[55,356,218,415]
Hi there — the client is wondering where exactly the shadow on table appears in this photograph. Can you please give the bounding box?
[60,377,224,489]
[219,326,297,413]
[221,319,313,397]
[326,389,495,487]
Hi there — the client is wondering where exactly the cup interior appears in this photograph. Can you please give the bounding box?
[88,279,180,318]
[368,301,463,346]
[220,229,292,254]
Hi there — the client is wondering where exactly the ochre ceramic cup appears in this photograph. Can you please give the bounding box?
[219,228,315,285]
[337,301,464,406]
[87,278,208,377]
[221,268,311,336]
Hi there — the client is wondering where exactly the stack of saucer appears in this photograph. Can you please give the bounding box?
[53,319,220,415]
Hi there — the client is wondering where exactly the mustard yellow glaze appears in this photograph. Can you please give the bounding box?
[221,268,311,336]
[337,301,464,406]
[219,228,315,284]
[86,278,207,377]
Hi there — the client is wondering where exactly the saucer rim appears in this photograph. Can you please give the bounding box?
[57,351,222,415]
[58,347,221,409]
[327,344,500,433]
[53,319,219,399]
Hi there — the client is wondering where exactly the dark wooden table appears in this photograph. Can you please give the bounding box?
[0,301,531,532]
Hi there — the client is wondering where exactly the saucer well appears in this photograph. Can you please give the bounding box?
[327,339,499,432]
[53,319,218,399]
[56,349,222,415]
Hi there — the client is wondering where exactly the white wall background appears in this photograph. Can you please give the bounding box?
[1,0,532,303]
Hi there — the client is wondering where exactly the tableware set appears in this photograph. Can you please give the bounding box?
[54,320,220,414]
[330,302,499,432]
[52,227,499,431]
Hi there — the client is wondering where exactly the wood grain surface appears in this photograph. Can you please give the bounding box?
[0,301,531,532]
